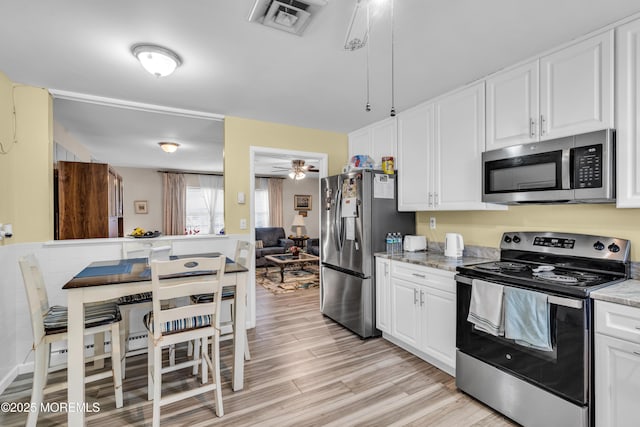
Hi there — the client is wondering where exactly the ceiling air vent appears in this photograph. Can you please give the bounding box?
[248,0,328,36]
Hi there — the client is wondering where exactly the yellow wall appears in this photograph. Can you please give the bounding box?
[0,71,53,244]
[417,204,640,261]
[224,116,348,234]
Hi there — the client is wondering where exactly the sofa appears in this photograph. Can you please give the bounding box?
[255,227,294,267]
[306,238,320,256]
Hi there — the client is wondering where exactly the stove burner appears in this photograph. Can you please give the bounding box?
[533,271,579,284]
[475,262,529,272]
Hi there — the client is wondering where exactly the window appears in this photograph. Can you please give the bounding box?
[255,178,270,227]
[186,184,224,235]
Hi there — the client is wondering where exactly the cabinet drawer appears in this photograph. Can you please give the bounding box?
[596,300,640,343]
[391,261,455,293]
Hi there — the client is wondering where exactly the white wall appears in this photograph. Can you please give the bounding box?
[0,234,249,394]
[282,177,320,239]
[115,167,163,235]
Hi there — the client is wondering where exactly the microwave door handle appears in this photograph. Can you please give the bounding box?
[561,148,571,189]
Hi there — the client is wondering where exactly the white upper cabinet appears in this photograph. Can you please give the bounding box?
[540,30,614,139]
[348,117,397,168]
[434,82,488,210]
[397,102,434,211]
[616,18,640,208]
[486,60,539,150]
[485,30,614,151]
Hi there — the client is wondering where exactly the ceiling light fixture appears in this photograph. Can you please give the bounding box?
[132,44,182,77]
[288,159,307,180]
[158,142,180,153]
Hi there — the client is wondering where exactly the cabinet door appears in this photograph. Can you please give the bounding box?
[486,60,539,150]
[390,277,421,347]
[375,257,391,333]
[540,31,613,139]
[397,102,434,211]
[348,127,371,160]
[595,334,640,427]
[434,83,487,210]
[370,117,397,166]
[420,286,456,370]
[616,18,640,208]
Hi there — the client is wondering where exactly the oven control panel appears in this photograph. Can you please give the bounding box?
[533,236,576,249]
[500,232,630,262]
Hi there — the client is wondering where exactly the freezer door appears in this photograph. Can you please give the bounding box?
[320,265,378,338]
[320,172,370,276]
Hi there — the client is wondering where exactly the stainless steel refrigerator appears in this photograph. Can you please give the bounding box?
[320,170,415,338]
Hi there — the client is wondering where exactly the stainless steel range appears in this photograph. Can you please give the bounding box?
[455,232,630,427]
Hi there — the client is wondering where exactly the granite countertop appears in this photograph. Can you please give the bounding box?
[590,280,640,309]
[375,251,495,273]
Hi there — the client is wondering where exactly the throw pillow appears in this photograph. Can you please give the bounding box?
[255,240,264,249]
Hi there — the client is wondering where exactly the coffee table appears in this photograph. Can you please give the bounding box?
[264,252,320,283]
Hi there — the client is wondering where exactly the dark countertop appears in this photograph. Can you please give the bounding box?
[375,251,495,273]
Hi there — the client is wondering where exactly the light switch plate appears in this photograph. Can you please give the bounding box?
[237,192,245,204]
[240,218,247,229]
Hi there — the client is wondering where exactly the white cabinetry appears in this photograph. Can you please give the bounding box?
[348,117,397,167]
[616,18,640,207]
[375,257,391,333]
[397,82,503,211]
[486,60,539,150]
[595,300,640,427]
[485,31,613,150]
[388,261,456,375]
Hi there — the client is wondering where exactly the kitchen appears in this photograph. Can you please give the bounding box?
[2,1,640,426]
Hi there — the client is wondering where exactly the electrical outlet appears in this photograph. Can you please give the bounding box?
[240,219,247,229]
[430,217,436,230]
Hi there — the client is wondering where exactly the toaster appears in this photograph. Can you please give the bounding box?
[404,235,427,252]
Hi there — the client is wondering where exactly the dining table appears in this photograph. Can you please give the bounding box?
[62,252,249,426]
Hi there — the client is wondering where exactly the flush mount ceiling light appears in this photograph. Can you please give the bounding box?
[132,44,182,77]
[158,142,180,153]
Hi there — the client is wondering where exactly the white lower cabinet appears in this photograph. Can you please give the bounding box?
[375,257,391,333]
[387,261,456,375]
[595,300,640,427]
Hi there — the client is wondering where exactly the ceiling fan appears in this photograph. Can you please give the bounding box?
[272,159,319,180]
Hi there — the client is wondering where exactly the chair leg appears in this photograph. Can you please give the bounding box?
[244,330,251,360]
[169,344,175,366]
[212,333,224,417]
[193,338,201,377]
[119,307,130,379]
[152,341,162,427]
[93,332,105,369]
[200,337,208,384]
[147,335,154,401]
[110,324,124,409]
[26,343,48,427]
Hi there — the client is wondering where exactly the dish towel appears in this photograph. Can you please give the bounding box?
[467,279,505,336]
[504,287,552,352]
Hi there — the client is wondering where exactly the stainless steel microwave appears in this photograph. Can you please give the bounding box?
[482,129,615,204]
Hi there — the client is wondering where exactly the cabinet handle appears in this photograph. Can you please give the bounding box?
[413,289,418,305]
[412,273,426,278]
[634,352,640,357]
[384,264,389,276]
[540,114,546,136]
[530,118,536,137]
[420,290,425,306]
[434,193,439,206]
[428,193,433,207]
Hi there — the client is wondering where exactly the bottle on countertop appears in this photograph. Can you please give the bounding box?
[386,233,393,254]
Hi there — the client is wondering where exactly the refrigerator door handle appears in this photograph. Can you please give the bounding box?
[335,185,344,251]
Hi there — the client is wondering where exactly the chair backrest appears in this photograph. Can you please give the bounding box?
[149,256,225,340]
[234,240,254,268]
[19,254,49,344]
[122,240,173,260]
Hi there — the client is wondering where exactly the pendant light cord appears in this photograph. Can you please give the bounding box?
[365,1,371,112]
[390,0,396,117]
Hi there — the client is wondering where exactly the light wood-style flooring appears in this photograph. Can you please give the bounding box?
[0,284,517,426]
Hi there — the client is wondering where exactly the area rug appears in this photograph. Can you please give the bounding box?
[256,265,319,294]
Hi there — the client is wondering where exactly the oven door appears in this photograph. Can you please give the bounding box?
[456,279,588,405]
[482,137,573,204]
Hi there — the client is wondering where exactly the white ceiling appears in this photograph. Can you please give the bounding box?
[2,0,640,171]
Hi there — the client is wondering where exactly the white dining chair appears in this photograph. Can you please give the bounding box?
[19,254,124,427]
[189,240,253,361]
[145,256,225,426]
[118,241,173,377]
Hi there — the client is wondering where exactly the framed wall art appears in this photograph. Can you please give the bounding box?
[134,200,148,214]
[293,194,311,211]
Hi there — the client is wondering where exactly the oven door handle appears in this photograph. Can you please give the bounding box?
[548,295,583,309]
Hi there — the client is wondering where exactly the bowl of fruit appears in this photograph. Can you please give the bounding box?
[129,227,161,238]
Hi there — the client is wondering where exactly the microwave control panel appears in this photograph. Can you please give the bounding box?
[573,144,602,188]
